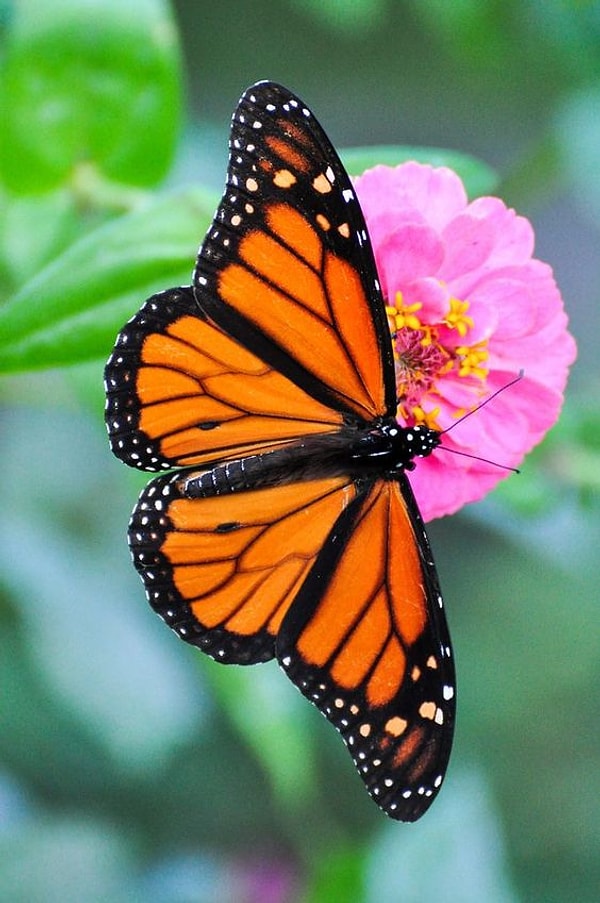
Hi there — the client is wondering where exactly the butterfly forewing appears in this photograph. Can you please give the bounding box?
[105,286,344,471]
[194,82,397,422]
[278,478,455,821]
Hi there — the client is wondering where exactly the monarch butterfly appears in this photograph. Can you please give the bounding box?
[105,81,455,822]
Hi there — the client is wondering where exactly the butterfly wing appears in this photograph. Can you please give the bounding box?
[194,81,397,422]
[105,286,344,471]
[278,477,455,821]
[105,81,397,472]
[129,470,361,664]
[130,462,454,816]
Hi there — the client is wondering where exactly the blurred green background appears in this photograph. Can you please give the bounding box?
[0,1,598,901]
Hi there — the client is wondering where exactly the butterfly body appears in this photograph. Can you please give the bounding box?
[106,82,456,821]
[181,421,440,497]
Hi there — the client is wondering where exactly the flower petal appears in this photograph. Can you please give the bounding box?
[375,224,444,294]
[355,163,468,232]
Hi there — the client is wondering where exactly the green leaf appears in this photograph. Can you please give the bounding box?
[341,145,499,198]
[0,0,182,194]
[0,188,219,372]
[0,189,81,296]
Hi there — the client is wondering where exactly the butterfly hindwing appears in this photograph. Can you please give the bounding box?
[278,477,455,821]
[105,286,344,471]
[129,468,361,664]
[194,82,397,422]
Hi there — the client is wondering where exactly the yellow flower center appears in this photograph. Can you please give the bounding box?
[385,290,489,427]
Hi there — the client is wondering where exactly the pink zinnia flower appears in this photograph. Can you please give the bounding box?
[354,163,577,520]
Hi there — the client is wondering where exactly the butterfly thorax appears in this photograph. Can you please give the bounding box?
[349,421,441,473]
[182,421,440,499]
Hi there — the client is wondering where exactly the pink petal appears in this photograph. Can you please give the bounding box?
[403,277,451,320]
[441,200,535,288]
[470,278,537,340]
[355,163,467,232]
[375,224,444,293]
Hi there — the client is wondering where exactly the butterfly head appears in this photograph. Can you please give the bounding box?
[379,421,441,473]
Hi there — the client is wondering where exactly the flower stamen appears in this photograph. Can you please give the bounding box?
[399,403,442,431]
[443,297,474,337]
[386,294,423,332]
[455,341,489,379]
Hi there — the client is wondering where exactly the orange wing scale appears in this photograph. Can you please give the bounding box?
[264,134,311,172]
[294,482,427,703]
[105,287,343,471]
[278,479,454,821]
[130,473,359,664]
[195,85,396,422]
[216,205,385,420]
[138,309,343,461]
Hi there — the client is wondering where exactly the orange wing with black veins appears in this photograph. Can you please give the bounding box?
[129,470,360,664]
[105,287,344,472]
[278,478,456,821]
[194,81,397,423]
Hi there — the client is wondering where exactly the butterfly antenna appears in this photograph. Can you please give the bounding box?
[437,445,520,473]
[440,370,524,437]
[437,370,524,473]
